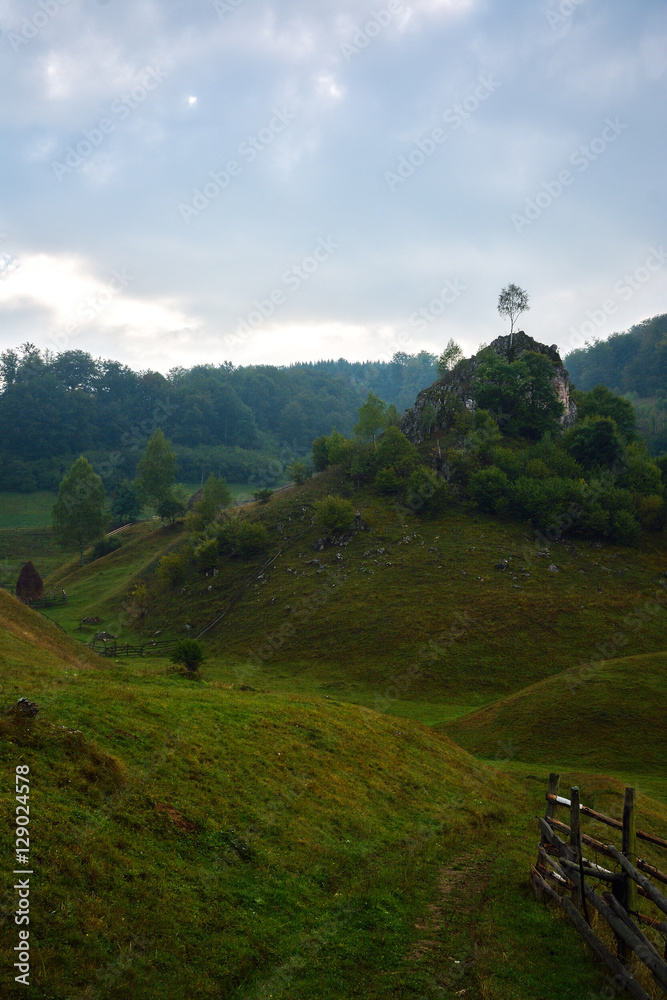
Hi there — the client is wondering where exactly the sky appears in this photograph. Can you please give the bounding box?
[0,0,665,373]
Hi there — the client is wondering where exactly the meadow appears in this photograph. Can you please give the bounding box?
[1,474,667,998]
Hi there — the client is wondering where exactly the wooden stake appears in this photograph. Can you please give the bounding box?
[570,786,582,909]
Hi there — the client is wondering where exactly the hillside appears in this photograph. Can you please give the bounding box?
[35,471,667,727]
[1,595,637,1000]
[443,649,667,782]
[565,313,667,396]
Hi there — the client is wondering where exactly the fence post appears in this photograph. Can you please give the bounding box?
[570,786,582,909]
[623,787,638,917]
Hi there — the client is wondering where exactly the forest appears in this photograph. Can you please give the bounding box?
[0,344,437,491]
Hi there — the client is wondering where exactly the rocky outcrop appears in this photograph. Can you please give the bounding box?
[400,331,576,445]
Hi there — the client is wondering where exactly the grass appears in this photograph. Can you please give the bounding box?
[2,473,667,997]
[49,467,667,724]
[442,649,667,777]
[4,588,664,999]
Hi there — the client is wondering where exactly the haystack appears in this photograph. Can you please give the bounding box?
[16,561,44,603]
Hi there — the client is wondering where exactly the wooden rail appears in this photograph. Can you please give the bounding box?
[532,774,667,998]
[22,590,68,610]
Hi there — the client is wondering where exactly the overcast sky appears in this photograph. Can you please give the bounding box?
[0,0,665,372]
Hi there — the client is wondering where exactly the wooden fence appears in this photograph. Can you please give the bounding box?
[23,590,68,610]
[531,773,667,999]
[88,638,181,658]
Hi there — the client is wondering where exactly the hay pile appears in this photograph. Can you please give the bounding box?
[16,561,44,603]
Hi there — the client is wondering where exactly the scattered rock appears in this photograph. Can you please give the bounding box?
[15,698,39,717]
[496,559,508,571]
[81,616,101,625]
[95,632,117,642]
[547,564,558,573]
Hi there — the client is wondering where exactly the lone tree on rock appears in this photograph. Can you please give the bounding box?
[436,338,464,377]
[497,284,530,344]
[52,457,107,565]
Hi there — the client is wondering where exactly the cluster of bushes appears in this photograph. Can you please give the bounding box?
[90,536,123,561]
[312,380,666,543]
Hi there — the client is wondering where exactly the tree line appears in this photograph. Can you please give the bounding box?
[0,344,438,491]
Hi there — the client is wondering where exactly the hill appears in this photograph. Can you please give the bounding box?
[442,649,667,781]
[1,592,637,1000]
[565,313,667,396]
[38,470,667,727]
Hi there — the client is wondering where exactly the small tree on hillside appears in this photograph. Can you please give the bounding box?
[436,339,464,377]
[171,638,205,673]
[497,284,530,344]
[354,391,387,449]
[136,429,177,518]
[52,457,107,565]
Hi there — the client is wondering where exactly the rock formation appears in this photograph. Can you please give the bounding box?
[400,331,577,446]
[16,561,44,603]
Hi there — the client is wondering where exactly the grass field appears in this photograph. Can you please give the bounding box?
[2,473,667,998]
[2,588,666,999]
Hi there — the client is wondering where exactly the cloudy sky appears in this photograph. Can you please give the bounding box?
[0,0,665,372]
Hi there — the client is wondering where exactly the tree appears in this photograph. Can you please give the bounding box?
[52,457,107,565]
[111,480,142,524]
[354,391,387,448]
[188,474,232,532]
[136,429,177,514]
[436,339,464,377]
[497,284,530,342]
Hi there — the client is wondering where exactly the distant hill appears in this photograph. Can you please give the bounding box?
[565,313,667,395]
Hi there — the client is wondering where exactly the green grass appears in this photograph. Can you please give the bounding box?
[2,474,667,998]
[442,649,667,776]
[0,492,57,529]
[4,589,664,999]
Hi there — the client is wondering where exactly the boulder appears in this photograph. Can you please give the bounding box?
[16,562,44,603]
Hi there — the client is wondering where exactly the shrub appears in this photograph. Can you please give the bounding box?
[287,460,310,485]
[469,467,510,513]
[217,518,270,558]
[374,468,403,495]
[376,427,419,477]
[171,639,205,673]
[315,495,355,534]
[633,494,665,532]
[194,537,219,570]
[91,536,122,561]
[157,552,187,587]
[610,510,641,545]
[253,488,273,504]
[405,467,452,517]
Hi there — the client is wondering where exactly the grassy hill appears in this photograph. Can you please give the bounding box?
[2,587,643,1000]
[40,469,667,725]
[443,649,667,781]
[2,477,667,997]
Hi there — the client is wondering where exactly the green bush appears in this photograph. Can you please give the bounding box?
[91,536,122,561]
[253,488,273,504]
[194,537,219,570]
[217,518,270,558]
[374,468,403,494]
[469,467,510,513]
[171,639,205,673]
[157,552,187,587]
[315,495,355,534]
[405,467,452,517]
[610,510,641,545]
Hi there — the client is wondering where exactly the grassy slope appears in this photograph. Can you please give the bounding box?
[1,590,635,1000]
[443,649,667,777]
[45,468,667,725]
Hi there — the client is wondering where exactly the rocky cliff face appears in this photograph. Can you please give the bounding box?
[400,331,577,445]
